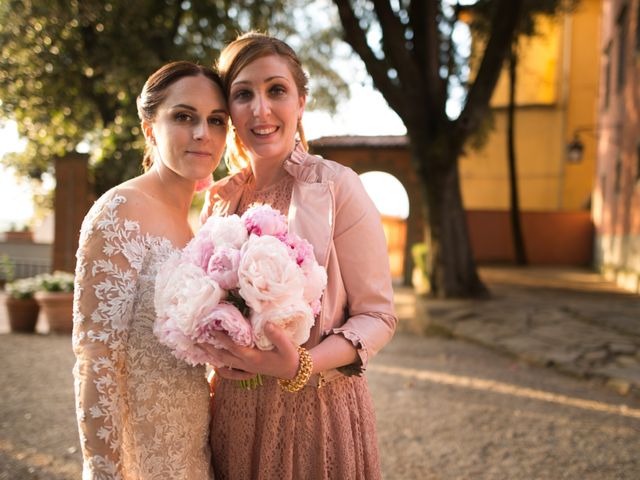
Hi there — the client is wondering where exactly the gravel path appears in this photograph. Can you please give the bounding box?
[2,330,639,479]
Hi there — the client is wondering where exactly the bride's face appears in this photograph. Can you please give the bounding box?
[145,75,228,182]
[228,54,305,164]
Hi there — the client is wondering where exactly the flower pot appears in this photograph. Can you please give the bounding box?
[5,297,40,333]
[5,230,34,242]
[34,291,74,334]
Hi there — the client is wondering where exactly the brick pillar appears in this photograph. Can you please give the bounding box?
[53,153,90,272]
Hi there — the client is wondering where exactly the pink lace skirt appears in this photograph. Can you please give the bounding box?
[210,374,381,480]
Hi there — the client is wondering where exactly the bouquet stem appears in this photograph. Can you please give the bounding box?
[238,373,263,390]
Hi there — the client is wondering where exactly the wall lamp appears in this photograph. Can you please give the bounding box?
[566,133,585,163]
[566,124,621,163]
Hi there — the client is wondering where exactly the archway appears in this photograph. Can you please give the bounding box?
[309,135,424,285]
[360,171,409,283]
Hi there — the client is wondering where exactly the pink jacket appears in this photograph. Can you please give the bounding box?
[202,145,397,374]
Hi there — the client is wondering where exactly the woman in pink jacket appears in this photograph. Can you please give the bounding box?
[200,32,397,480]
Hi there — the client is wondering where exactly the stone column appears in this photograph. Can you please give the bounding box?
[53,153,90,272]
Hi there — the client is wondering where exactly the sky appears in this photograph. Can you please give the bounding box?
[0,0,477,231]
[0,124,31,230]
[0,81,408,231]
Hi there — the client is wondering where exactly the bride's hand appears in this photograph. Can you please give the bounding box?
[201,323,301,380]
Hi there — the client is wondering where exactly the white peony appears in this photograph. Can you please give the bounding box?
[200,214,248,249]
[154,256,225,339]
[250,301,315,350]
[238,235,305,313]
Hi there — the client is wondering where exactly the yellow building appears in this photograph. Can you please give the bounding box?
[460,0,602,212]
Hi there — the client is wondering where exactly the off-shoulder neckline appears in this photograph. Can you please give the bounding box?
[101,192,184,252]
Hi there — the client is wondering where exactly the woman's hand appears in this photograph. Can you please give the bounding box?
[194,343,255,381]
[197,323,301,380]
[214,366,258,381]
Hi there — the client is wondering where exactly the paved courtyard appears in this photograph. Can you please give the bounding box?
[1,266,640,479]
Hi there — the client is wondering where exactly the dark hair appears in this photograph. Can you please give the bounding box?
[136,61,224,171]
[216,32,309,171]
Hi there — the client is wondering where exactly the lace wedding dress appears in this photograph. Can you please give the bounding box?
[72,192,213,480]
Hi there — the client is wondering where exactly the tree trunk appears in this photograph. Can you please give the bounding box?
[507,46,527,265]
[415,145,488,298]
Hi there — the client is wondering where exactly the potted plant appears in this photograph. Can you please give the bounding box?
[4,277,41,333]
[0,254,14,289]
[4,223,34,243]
[33,271,75,334]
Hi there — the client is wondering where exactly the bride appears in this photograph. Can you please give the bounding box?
[72,61,228,479]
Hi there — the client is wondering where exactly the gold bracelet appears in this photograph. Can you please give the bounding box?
[278,346,313,393]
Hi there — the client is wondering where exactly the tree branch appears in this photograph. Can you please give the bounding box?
[152,1,184,62]
[408,0,426,73]
[333,0,405,118]
[168,2,184,45]
[77,22,115,126]
[409,0,446,121]
[370,0,422,93]
[455,0,524,140]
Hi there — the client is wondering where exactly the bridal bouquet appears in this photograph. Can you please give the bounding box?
[153,205,327,371]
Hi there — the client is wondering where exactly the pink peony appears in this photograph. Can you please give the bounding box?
[238,235,305,313]
[309,298,322,317]
[154,316,212,365]
[194,302,253,349]
[241,205,288,237]
[182,233,216,271]
[183,215,247,270]
[301,262,328,308]
[205,246,241,290]
[155,205,328,367]
[282,233,316,267]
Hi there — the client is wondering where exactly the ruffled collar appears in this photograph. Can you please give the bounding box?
[208,164,251,199]
[283,141,322,183]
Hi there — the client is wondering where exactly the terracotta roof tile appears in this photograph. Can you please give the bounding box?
[309,135,409,148]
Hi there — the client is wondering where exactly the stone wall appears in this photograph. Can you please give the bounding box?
[592,0,640,294]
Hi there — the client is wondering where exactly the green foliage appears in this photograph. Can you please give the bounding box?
[411,243,429,276]
[0,254,15,283]
[333,1,581,296]
[463,1,579,151]
[410,242,431,293]
[468,0,580,39]
[466,110,496,153]
[0,0,348,194]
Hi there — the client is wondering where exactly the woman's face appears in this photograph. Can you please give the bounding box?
[145,74,228,183]
[228,54,305,164]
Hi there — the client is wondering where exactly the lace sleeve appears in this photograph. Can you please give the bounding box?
[72,194,143,479]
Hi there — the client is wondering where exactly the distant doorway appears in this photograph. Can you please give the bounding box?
[359,171,409,281]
